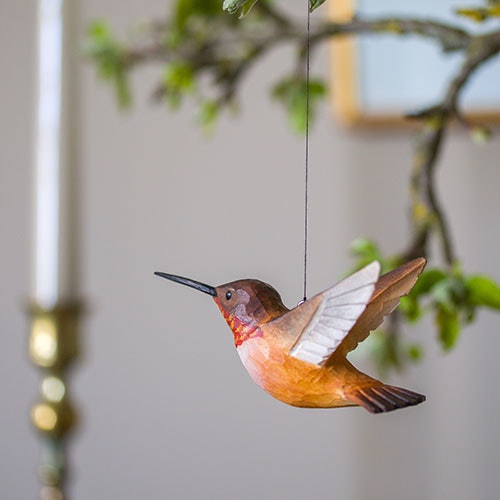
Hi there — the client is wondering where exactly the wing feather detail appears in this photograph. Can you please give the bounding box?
[335,257,426,357]
[289,261,381,366]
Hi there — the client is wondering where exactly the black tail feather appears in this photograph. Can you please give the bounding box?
[348,384,426,414]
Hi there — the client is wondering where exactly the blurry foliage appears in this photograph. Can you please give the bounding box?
[351,238,500,372]
[456,5,500,21]
[272,77,326,132]
[86,21,131,107]
[223,0,259,18]
[86,0,500,373]
[86,1,329,132]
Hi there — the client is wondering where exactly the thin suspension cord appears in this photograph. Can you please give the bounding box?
[302,1,311,302]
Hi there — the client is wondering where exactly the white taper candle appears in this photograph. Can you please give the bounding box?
[34,0,77,308]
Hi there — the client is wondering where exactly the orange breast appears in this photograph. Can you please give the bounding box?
[236,337,358,408]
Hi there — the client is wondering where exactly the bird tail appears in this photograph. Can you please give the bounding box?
[346,383,426,414]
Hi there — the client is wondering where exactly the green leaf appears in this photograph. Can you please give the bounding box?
[409,268,447,298]
[455,6,500,21]
[164,63,195,89]
[431,280,455,312]
[407,343,423,362]
[198,100,220,130]
[271,77,326,133]
[87,19,109,41]
[436,307,460,351]
[466,275,500,310]
[85,20,131,108]
[350,238,380,259]
[349,237,385,271]
[114,73,131,108]
[175,0,222,31]
[239,0,259,18]
[310,0,328,12]
[223,0,246,13]
[400,269,459,324]
[430,274,468,314]
[399,295,421,322]
[223,0,258,17]
[455,8,486,22]
[162,62,196,108]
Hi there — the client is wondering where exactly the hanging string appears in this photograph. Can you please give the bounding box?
[302,1,311,303]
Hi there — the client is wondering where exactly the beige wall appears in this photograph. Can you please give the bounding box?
[2,1,500,499]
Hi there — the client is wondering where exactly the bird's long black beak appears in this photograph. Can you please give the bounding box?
[154,272,217,296]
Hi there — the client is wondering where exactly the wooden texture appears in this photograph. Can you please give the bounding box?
[157,258,427,413]
[212,258,427,413]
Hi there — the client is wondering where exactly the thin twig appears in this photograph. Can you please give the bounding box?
[403,29,500,266]
[311,17,471,52]
[95,9,500,263]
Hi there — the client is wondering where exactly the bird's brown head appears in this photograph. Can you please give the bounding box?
[154,272,288,346]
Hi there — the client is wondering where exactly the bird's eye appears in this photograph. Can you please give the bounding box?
[225,291,232,300]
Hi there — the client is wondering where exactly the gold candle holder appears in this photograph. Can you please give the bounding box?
[28,302,82,500]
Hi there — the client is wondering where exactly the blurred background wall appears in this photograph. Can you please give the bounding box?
[1,1,500,499]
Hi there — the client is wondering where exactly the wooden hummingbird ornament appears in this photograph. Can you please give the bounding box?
[155,257,427,413]
[155,2,425,414]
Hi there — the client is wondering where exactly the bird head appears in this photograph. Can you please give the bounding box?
[154,273,288,328]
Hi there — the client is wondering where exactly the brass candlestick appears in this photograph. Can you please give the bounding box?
[29,302,82,500]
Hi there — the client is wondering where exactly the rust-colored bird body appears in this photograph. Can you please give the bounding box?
[155,258,427,413]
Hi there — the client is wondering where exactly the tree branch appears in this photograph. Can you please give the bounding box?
[403,28,500,266]
[311,17,471,52]
[86,3,500,371]
[96,9,499,267]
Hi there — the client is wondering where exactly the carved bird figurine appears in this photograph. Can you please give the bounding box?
[155,258,426,413]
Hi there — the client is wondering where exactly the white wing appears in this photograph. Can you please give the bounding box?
[289,261,380,366]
